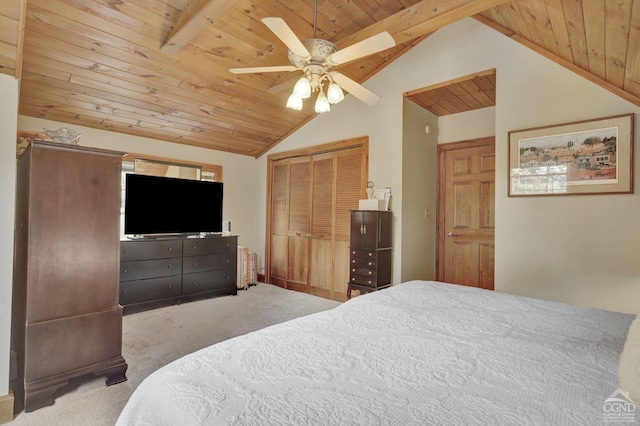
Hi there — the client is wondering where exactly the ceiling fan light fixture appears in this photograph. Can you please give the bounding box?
[286,93,303,110]
[315,91,330,113]
[293,76,312,99]
[327,82,344,104]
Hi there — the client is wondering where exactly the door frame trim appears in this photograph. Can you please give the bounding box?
[436,136,495,282]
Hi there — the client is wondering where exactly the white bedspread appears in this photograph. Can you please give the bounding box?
[117,281,635,425]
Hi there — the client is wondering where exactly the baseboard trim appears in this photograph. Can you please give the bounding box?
[0,391,14,424]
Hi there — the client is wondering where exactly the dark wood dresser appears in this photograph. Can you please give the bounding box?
[11,140,127,413]
[120,235,238,313]
[348,210,393,299]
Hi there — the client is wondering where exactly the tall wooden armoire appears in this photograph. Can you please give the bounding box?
[11,140,128,413]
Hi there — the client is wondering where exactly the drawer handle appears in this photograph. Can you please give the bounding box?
[168,265,172,269]
[193,245,197,249]
[352,269,355,272]
[226,259,230,263]
[122,269,127,273]
[193,263,197,266]
[192,281,197,285]
[352,278,355,281]
[226,243,230,247]
[368,271,372,275]
[226,276,230,280]
[368,280,372,284]
[168,285,172,288]
[168,247,172,251]
[368,253,372,257]
[368,262,372,266]
[352,251,356,254]
[352,260,355,263]
[123,249,128,253]
[122,291,127,295]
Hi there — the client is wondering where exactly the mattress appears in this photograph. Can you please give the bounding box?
[117,280,635,425]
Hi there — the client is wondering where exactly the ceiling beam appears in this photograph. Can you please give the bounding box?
[160,0,240,55]
[335,0,510,49]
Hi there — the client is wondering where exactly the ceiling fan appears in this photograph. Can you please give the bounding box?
[229,2,396,113]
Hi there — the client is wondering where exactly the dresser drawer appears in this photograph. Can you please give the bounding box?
[350,248,377,260]
[183,237,236,256]
[349,274,378,287]
[350,257,377,268]
[120,257,182,281]
[182,252,236,274]
[120,276,181,305]
[351,266,377,276]
[121,240,182,261]
[182,268,236,295]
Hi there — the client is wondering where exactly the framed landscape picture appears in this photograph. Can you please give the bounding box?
[508,113,634,196]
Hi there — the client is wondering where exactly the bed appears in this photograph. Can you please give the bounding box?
[116,280,636,425]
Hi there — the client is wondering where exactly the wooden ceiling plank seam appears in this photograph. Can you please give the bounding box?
[478,7,509,30]
[23,38,182,89]
[560,0,590,71]
[373,0,407,16]
[35,0,167,47]
[436,87,476,113]
[332,0,377,30]
[0,40,17,61]
[524,0,559,56]
[317,1,367,40]
[457,78,494,106]
[444,82,486,109]
[411,92,448,114]
[623,0,640,94]
[161,0,240,54]
[0,14,19,46]
[499,2,533,41]
[604,0,633,87]
[117,0,183,24]
[89,0,176,35]
[0,2,20,20]
[473,14,640,107]
[542,0,574,62]
[513,0,551,50]
[582,0,606,80]
[27,0,162,51]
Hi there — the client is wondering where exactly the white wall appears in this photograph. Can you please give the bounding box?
[0,74,19,397]
[438,106,495,144]
[401,99,437,281]
[17,117,261,253]
[258,18,640,314]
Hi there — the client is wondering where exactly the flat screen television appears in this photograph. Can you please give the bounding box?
[124,173,223,236]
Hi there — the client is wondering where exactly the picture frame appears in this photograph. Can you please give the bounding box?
[508,113,635,196]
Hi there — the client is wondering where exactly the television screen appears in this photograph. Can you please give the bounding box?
[124,174,223,235]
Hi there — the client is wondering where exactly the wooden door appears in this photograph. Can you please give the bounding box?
[437,137,495,290]
[309,152,334,297]
[286,156,312,292]
[269,160,289,287]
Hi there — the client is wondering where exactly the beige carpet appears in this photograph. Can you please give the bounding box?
[9,284,341,426]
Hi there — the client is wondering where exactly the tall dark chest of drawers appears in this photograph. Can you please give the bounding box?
[348,210,392,298]
[120,235,237,313]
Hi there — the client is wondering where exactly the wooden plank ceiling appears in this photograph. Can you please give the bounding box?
[8,0,640,157]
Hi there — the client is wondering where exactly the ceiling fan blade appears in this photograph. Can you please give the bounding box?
[262,17,310,58]
[329,71,381,106]
[229,65,299,74]
[267,75,299,94]
[330,31,396,65]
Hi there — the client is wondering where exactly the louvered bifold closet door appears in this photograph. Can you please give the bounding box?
[286,156,312,292]
[309,152,335,299]
[270,160,289,287]
[334,147,366,297]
